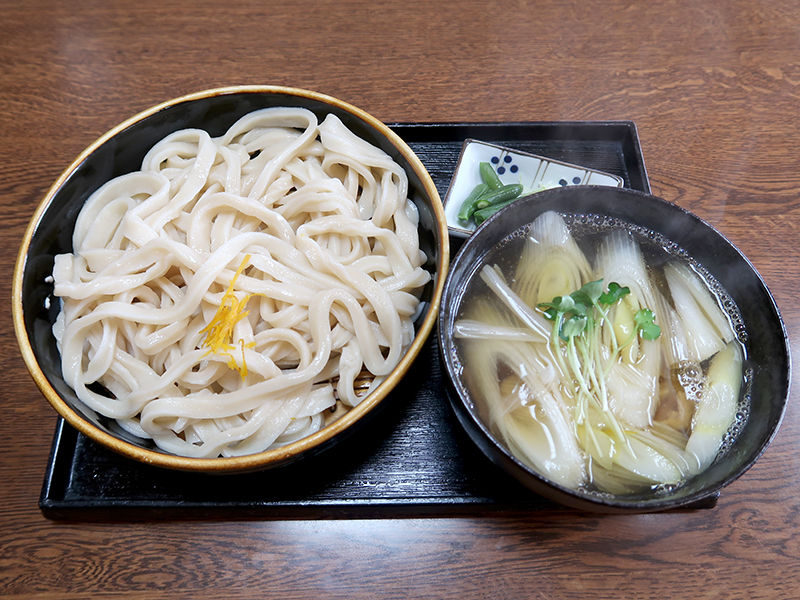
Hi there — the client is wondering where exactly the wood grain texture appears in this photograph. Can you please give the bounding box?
[2,0,800,598]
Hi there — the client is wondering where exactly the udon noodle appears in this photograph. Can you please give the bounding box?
[51,107,431,458]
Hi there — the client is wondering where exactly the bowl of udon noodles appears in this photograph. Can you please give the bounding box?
[438,185,789,512]
[13,85,449,472]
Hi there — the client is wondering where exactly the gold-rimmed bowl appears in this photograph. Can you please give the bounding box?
[13,86,449,472]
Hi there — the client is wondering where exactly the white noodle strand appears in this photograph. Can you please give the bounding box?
[52,108,430,458]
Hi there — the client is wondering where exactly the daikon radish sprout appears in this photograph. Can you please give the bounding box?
[536,278,660,421]
[595,230,661,362]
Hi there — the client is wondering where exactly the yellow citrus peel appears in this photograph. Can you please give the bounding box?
[200,254,258,380]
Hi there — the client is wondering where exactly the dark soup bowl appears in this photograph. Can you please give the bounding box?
[13,86,449,472]
[438,185,789,513]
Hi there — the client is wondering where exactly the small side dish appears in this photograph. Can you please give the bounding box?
[444,140,623,238]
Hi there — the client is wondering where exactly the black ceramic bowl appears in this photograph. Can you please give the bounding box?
[438,186,789,513]
[13,86,449,472]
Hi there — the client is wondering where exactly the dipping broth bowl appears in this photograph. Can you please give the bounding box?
[438,185,789,513]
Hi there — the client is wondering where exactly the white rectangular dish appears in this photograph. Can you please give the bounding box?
[444,139,624,238]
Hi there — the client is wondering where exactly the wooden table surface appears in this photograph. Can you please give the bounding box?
[2,0,799,598]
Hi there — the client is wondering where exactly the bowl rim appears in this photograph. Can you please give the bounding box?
[12,85,450,472]
[438,185,790,511]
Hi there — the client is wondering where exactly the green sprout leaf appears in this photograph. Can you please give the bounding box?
[538,294,575,314]
[634,308,661,340]
[560,314,588,341]
[541,307,558,321]
[538,280,659,344]
[568,301,589,318]
[571,279,604,307]
[599,281,630,306]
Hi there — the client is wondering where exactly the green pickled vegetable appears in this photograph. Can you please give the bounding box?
[474,183,523,210]
[473,196,519,225]
[456,162,526,227]
[479,162,503,190]
[457,183,490,222]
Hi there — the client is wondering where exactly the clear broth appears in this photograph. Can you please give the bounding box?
[454,213,751,498]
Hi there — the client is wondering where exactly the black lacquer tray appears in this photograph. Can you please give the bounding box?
[41,121,706,520]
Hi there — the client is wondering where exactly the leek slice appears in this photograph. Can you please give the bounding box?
[685,342,743,473]
[514,211,592,307]
[453,320,544,342]
[460,335,585,490]
[594,230,661,427]
[664,262,734,362]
